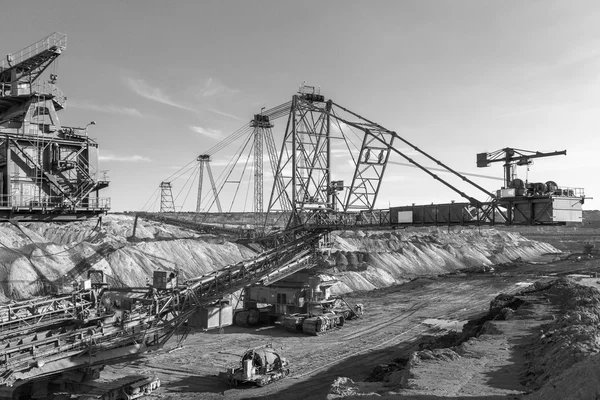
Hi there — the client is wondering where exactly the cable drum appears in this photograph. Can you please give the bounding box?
[545,181,558,194]
[532,182,547,195]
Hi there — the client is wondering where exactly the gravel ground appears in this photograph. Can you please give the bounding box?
[100,254,600,400]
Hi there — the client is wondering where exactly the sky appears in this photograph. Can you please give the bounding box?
[2,1,599,212]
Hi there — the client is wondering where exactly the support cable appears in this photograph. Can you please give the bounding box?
[229,140,254,212]
[141,187,159,211]
[175,164,201,211]
[201,133,254,217]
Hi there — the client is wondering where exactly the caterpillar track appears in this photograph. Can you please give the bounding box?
[281,313,345,335]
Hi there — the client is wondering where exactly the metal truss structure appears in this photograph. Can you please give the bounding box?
[267,85,498,229]
[268,86,332,227]
[0,33,110,221]
[0,230,322,397]
[196,154,221,213]
[159,182,175,212]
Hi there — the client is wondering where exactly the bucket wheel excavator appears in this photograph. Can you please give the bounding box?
[0,229,322,399]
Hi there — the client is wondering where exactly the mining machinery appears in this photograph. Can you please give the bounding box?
[235,271,359,335]
[0,33,110,221]
[477,148,584,224]
[0,229,321,398]
[154,83,585,233]
[220,344,289,387]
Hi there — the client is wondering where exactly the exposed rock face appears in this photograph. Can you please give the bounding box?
[0,216,558,301]
[330,228,558,293]
[521,278,600,399]
[328,278,600,400]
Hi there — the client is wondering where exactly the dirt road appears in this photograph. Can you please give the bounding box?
[104,254,598,399]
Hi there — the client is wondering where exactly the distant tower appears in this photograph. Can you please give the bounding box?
[196,155,222,213]
[159,182,175,212]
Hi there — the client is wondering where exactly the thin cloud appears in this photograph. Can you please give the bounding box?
[69,100,144,117]
[99,154,151,162]
[206,107,241,121]
[123,77,197,112]
[191,125,222,139]
[202,77,239,98]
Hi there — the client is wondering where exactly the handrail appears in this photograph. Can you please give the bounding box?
[0,32,67,71]
[0,194,110,209]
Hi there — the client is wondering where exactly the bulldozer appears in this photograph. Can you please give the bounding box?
[220,344,289,387]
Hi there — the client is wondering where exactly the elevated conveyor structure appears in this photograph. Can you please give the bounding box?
[0,228,322,397]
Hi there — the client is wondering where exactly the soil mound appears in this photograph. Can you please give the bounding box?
[0,217,557,302]
[330,228,558,293]
[329,278,600,400]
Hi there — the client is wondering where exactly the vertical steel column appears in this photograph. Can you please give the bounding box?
[196,156,205,213]
[254,123,263,217]
[291,95,297,215]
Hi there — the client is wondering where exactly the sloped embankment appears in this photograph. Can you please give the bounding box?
[0,216,558,301]
[0,215,254,300]
[328,278,600,400]
[326,229,558,293]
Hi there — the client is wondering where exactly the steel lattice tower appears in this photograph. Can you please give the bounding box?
[250,114,274,228]
[268,85,332,227]
[159,182,175,212]
[196,155,222,213]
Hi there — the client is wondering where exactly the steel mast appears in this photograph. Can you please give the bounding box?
[196,154,222,213]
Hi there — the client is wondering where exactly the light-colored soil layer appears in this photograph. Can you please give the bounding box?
[0,215,557,302]
[328,273,600,400]
[97,256,600,400]
[1,214,594,399]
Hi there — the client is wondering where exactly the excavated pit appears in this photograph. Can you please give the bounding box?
[0,214,590,400]
[328,277,600,400]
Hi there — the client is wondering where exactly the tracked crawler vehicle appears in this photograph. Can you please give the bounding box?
[234,272,362,335]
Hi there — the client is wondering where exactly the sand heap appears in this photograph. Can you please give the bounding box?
[327,228,558,293]
[0,216,558,302]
